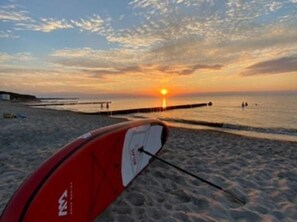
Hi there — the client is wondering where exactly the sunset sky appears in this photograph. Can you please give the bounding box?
[1,0,297,97]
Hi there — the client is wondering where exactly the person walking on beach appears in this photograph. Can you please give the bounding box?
[242,102,248,108]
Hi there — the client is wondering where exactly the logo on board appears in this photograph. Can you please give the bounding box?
[58,190,68,216]
[58,182,73,217]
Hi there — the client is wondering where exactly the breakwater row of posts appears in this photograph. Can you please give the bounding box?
[95,102,212,115]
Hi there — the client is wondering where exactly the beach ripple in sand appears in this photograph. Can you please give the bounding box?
[1,102,297,221]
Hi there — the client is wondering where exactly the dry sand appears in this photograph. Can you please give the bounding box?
[1,102,297,221]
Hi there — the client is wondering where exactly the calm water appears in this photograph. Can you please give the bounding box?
[40,92,297,142]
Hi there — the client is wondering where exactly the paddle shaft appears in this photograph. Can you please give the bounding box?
[138,147,245,205]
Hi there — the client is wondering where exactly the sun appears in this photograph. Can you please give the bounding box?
[160,88,168,96]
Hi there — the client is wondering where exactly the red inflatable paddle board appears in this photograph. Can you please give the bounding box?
[1,119,168,222]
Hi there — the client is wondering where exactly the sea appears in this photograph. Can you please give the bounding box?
[38,92,297,142]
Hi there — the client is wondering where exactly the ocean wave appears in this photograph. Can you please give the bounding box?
[222,123,297,136]
[161,118,297,137]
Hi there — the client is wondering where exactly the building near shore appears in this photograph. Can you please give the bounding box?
[0,91,37,101]
[1,93,10,101]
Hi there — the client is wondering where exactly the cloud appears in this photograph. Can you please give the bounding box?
[1,4,73,32]
[16,18,73,32]
[0,53,12,62]
[0,66,106,96]
[2,1,297,85]
[268,1,283,12]
[51,48,149,77]
[82,63,223,78]
[1,4,104,33]
[71,15,104,33]
[0,5,32,22]
[112,0,297,55]
[242,56,297,76]
[0,52,34,63]
[50,47,223,78]
[14,15,105,33]
[0,30,19,39]
[3,0,296,53]
[157,63,223,75]
[106,4,215,48]
[130,0,185,15]
[51,48,144,68]
[0,67,58,75]
[81,65,144,78]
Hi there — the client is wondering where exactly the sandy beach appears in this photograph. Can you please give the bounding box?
[1,102,297,221]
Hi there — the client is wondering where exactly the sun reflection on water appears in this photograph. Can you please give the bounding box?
[162,97,167,109]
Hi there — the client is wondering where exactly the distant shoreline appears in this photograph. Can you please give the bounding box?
[38,97,79,100]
